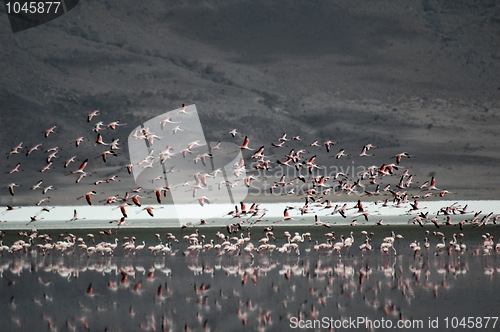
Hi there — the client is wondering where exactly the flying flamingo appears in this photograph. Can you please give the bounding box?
[95,133,109,145]
[43,185,55,194]
[39,162,53,173]
[87,110,100,122]
[44,125,57,138]
[137,206,155,217]
[324,140,336,152]
[160,117,180,129]
[197,196,210,206]
[131,195,142,207]
[335,149,349,159]
[120,205,128,218]
[172,125,183,134]
[31,180,43,190]
[46,151,58,163]
[100,150,118,162]
[239,136,253,150]
[108,121,126,130]
[72,159,89,174]
[359,145,373,157]
[8,163,21,174]
[125,164,133,174]
[282,208,292,221]
[75,173,87,183]
[425,176,437,190]
[178,104,188,114]
[80,191,98,205]
[155,189,163,204]
[26,143,42,156]
[8,183,20,196]
[36,197,50,206]
[68,209,84,222]
[64,156,77,168]
[74,137,85,147]
[310,140,320,147]
[93,121,104,132]
[110,138,120,150]
[7,142,23,158]
[277,133,288,142]
[395,152,411,164]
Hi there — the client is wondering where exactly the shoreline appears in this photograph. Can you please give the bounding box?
[1,199,499,230]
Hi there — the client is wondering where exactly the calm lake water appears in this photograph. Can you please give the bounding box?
[0,225,499,331]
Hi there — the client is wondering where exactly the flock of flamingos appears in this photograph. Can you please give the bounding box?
[2,229,498,331]
[1,106,499,331]
[1,105,499,255]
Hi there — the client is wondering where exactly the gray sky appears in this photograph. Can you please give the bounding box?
[0,0,499,207]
